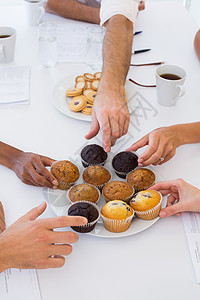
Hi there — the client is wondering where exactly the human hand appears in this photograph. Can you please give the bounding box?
[0,202,6,234]
[85,91,130,152]
[12,152,58,189]
[0,202,87,271]
[127,126,181,166]
[150,179,200,218]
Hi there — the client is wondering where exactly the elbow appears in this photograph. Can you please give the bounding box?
[194,30,200,60]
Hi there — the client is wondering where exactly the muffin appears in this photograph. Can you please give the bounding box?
[68,201,100,233]
[130,190,162,220]
[51,160,79,190]
[80,144,108,167]
[112,151,138,179]
[82,165,111,191]
[68,183,100,204]
[101,200,134,233]
[127,168,156,192]
[102,181,134,204]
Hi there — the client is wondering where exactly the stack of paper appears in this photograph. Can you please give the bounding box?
[0,66,30,105]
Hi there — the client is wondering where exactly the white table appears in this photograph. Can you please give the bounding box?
[0,1,200,299]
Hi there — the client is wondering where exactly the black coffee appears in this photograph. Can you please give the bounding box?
[160,73,181,80]
[0,35,11,39]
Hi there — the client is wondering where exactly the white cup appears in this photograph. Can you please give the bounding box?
[24,0,45,26]
[156,64,186,106]
[0,27,16,64]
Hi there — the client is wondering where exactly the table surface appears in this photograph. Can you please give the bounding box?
[0,1,200,300]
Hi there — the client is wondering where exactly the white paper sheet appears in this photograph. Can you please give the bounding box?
[182,212,200,284]
[0,268,41,300]
[0,66,30,105]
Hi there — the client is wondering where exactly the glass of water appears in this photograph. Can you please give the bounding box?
[39,22,57,67]
[86,26,105,70]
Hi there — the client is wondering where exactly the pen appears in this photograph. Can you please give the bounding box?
[134,31,143,36]
[132,49,151,55]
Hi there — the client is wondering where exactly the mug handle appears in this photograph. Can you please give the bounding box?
[172,85,185,104]
[38,6,45,24]
[0,44,5,63]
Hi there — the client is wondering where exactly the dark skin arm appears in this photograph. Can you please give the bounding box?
[0,142,58,188]
[45,0,100,24]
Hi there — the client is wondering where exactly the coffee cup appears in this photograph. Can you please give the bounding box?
[0,27,16,64]
[156,64,186,106]
[24,0,45,26]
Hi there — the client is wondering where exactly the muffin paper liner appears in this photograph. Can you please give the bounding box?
[67,201,100,233]
[81,157,107,168]
[101,213,134,233]
[67,183,100,204]
[132,193,162,220]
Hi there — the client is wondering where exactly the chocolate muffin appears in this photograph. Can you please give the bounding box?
[68,201,100,233]
[112,151,138,179]
[81,144,107,167]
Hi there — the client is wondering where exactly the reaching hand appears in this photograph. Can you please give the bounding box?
[85,91,130,152]
[150,179,200,218]
[0,202,87,271]
[12,152,58,188]
[127,126,181,166]
[0,202,5,234]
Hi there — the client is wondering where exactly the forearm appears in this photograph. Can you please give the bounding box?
[194,30,200,60]
[45,0,100,24]
[174,122,200,146]
[99,15,133,95]
[0,238,9,273]
[0,142,23,170]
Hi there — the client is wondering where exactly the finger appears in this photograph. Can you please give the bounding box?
[34,158,58,186]
[44,215,88,229]
[0,219,6,233]
[149,181,175,193]
[100,115,111,152]
[50,244,73,256]
[46,256,65,269]
[166,194,177,207]
[28,164,53,188]
[85,112,100,140]
[40,156,56,167]
[159,151,175,165]
[110,112,120,146]
[17,202,47,223]
[159,203,182,218]
[50,230,79,244]
[126,134,148,152]
[0,201,5,222]
[141,141,165,166]
[123,113,130,135]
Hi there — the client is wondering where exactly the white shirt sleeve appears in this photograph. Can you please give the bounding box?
[100,0,139,26]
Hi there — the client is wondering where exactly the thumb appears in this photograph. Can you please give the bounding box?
[85,112,100,140]
[159,203,182,218]
[18,202,47,223]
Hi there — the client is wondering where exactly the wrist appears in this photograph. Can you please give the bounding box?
[171,124,185,147]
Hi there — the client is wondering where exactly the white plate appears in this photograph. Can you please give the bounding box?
[43,159,166,238]
[51,75,140,122]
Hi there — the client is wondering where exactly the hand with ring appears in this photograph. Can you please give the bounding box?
[126,125,182,166]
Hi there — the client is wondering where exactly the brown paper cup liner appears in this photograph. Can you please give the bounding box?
[67,183,100,204]
[134,198,162,220]
[81,157,107,168]
[101,214,134,233]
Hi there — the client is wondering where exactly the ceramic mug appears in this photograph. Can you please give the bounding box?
[0,27,16,64]
[24,0,45,26]
[156,64,186,106]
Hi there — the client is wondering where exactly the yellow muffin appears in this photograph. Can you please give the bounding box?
[101,200,134,232]
[102,181,134,203]
[130,190,162,220]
